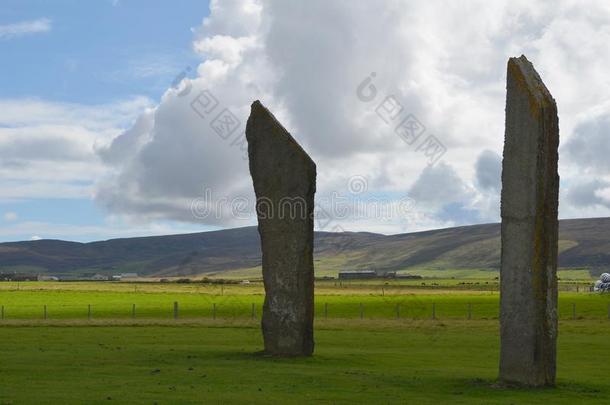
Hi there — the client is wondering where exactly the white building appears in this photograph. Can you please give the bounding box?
[38,275,59,281]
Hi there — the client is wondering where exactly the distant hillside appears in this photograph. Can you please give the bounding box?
[1,218,609,278]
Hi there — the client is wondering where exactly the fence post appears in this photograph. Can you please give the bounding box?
[432,302,436,320]
[1,305,4,320]
[576,284,579,293]
[43,305,47,320]
[132,304,136,319]
[173,302,179,320]
[468,303,472,320]
[213,303,216,320]
[324,303,328,319]
[251,303,255,319]
[359,303,364,320]
[88,304,91,320]
[396,303,400,319]
[572,303,576,320]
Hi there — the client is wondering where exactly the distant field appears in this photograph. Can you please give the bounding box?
[209,266,596,280]
[0,320,609,404]
[0,281,607,321]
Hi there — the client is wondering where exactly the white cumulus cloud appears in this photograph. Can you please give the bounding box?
[0,18,52,40]
[93,0,610,233]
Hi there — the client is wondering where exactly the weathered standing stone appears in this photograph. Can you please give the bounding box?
[245,100,316,356]
[499,55,559,386]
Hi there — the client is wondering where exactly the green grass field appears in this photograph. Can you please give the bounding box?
[0,321,609,404]
[0,281,606,321]
[1,281,610,404]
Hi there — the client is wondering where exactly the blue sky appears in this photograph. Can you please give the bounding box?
[0,0,210,242]
[0,0,206,102]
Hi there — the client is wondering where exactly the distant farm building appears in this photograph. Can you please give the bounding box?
[119,273,138,279]
[38,275,59,281]
[338,270,377,280]
[338,270,422,280]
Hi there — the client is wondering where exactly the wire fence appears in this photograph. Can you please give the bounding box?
[1,300,609,321]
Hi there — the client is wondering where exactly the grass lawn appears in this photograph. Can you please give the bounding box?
[0,320,608,404]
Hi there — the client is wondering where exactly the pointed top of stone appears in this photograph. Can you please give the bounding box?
[507,55,556,112]
[246,100,315,169]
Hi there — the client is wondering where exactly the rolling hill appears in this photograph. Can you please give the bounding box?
[1,217,609,278]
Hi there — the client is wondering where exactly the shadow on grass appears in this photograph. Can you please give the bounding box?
[192,347,352,370]
[464,377,602,397]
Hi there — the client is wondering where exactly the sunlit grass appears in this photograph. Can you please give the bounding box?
[0,281,607,321]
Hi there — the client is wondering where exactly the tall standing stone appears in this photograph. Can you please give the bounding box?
[245,100,316,356]
[499,55,559,386]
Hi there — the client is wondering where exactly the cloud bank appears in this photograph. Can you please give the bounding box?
[84,0,610,233]
[0,97,151,200]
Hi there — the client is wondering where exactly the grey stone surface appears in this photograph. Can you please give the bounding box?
[499,55,559,386]
[245,100,316,356]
